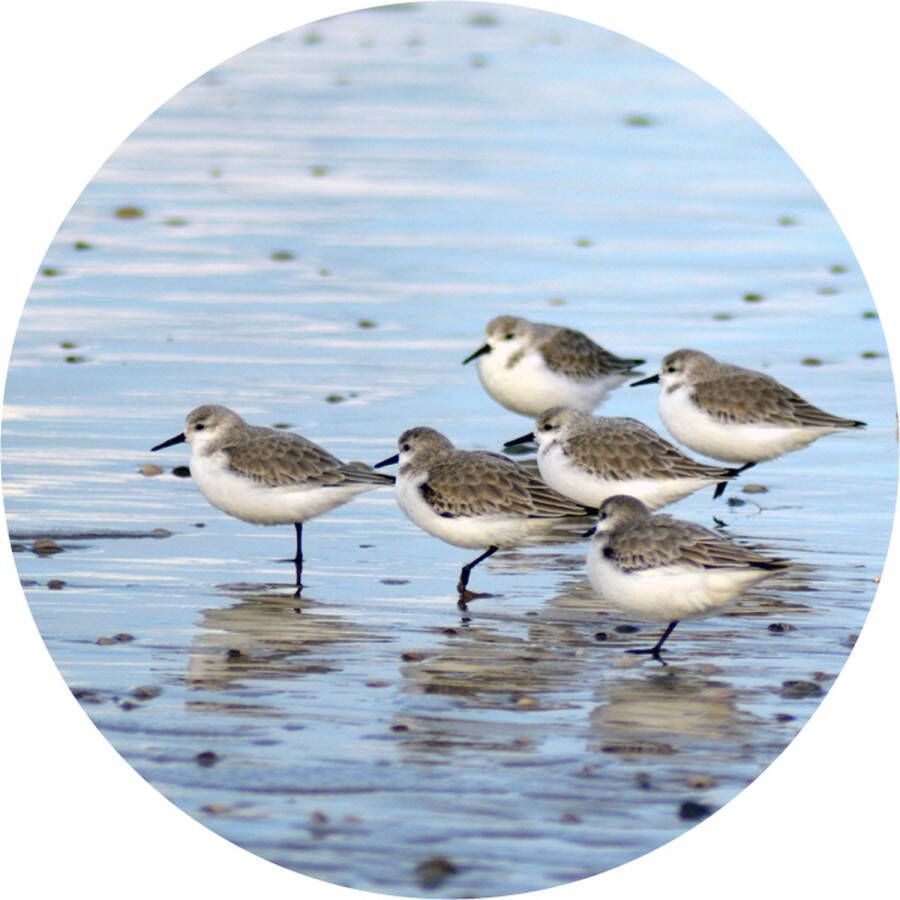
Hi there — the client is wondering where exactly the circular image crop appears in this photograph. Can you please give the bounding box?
[4,3,895,897]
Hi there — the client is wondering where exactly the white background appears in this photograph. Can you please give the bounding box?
[1,2,897,898]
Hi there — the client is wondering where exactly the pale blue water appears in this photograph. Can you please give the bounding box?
[3,3,895,897]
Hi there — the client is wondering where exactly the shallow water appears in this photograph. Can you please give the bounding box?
[3,3,895,897]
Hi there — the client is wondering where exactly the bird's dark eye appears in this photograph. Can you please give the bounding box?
[402,443,411,452]
[542,424,553,431]
[504,333,515,340]
[598,512,607,520]
[666,366,676,373]
[195,423,205,431]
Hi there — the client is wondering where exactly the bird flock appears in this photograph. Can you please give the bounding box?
[151,314,865,663]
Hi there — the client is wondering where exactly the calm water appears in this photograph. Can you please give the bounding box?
[3,3,895,897]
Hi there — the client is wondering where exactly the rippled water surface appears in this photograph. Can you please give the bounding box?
[4,3,895,897]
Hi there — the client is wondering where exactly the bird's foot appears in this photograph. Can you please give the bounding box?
[627,647,668,666]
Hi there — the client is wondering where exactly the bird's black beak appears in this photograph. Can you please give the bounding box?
[504,432,536,448]
[151,432,186,452]
[374,453,400,469]
[581,524,597,538]
[630,373,660,387]
[462,343,491,365]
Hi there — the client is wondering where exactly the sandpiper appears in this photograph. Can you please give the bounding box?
[151,405,393,595]
[505,406,750,509]
[463,315,644,417]
[631,348,865,463]
[375,426,595,606]
[585,495,790,662]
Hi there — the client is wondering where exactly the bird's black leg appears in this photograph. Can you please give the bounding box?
[456,545,498,609]
[627,620,679,665]
[293,522,304,597]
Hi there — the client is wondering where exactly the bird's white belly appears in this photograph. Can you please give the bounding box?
[395,475,535,549]
[478,352,621,416]
[586,542,766,622]
[659,387,827,462]
[191,454,375,525]
[538,445,716,510]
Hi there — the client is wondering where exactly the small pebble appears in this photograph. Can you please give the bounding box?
[114,205,145,219]
[113,633,135,643]
[131,685,161,700]
[139,463,164,476]
[172,466,191,478]
[515,696,538,708]
[96,637,116,646]
[467,12,500,25]
[687,774,716,790]
[380,578,409,585]
[415,857,458,890]
[774,713,795,723]
[225,648,243,660]
[325,394,346,404]
[310,810,329,825]
[391,723,409,733]
[401,651,425,662]
[780,680,823,698]
[561,812,581,824]
[442,628,458,636]
[593,631,609,641]
[47,579,66,590]
[679,800,713,821]
[72,689,104,704]
[614,624,639,634]
[727,497,746,507]
[365,680,390,688]
[741,483,768,494]
[151,528,172,538]
[634,772,652,789]
[119,701,138,711]
[200,803,230,815]
[33,538,63,556]
[768,622,794,633]
[195,751,219,767]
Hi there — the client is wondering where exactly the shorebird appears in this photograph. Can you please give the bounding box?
[585,494,790,663]
[631,348,865,463]
[151,405,393,595]
[375,425,595,606]
[505,406,751,509]
[463,315,643,416]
